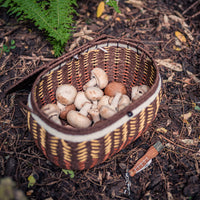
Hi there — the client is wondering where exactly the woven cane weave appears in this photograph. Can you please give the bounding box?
[27,37,162,170]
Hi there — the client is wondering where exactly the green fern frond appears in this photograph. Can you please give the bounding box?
[0,0,77,56]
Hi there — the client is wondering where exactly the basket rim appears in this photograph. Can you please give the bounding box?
[28,38,161,142]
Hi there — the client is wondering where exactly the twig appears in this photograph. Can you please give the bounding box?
[158,134,196,152]
[182,0,200,15]
[191,10,200,18]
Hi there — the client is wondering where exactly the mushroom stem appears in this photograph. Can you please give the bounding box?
[83,78,97,90]
[88,108,100,124]
[79,102,92,116]
[110,92,122,110]
[49,115,62,125]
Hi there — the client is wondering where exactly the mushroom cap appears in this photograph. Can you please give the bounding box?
[99,105,117,119]
[41,103,60,117]
[104,81,127,97]
[97,95,110,110]
[67,110,92,128]
[85,86,104,101]
[56,84,77,105]
[118,95,131,111]
[74,91,91,110]
[91,67,108,89]
[60,104,76,120]
[131,85,150,100]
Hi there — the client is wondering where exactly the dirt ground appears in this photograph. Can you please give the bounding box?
[0,0,200,199]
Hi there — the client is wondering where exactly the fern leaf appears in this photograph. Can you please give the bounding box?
[0,0,77,56]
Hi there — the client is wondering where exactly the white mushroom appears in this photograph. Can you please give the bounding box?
[88,108,100,124]
[131,85,150,101]
[41,104,62,125]
[83,67,108,90]
[97,95,110,110]
[99,92,122,119]
[85,86,104,108]
[56,84,77,106]
[74,91,91,110]
[118,95,131,111]
[67,102,92,128]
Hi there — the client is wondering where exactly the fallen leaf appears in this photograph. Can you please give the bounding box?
[156,127,167,134]
[181,112,192,121]
[125,0,144,9]
[169,15,194,41]
[28,174,36,188]
[186,70,200,83]
[97,171,103,185]
[194,105,200,111]
[97,1,105,18]
[179,138,198,146]
[156,58,183,72]
[175,31,186,43]
[62,169,75,178]
[163,14,170,29]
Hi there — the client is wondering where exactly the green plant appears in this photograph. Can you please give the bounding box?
[0,0,120,56]
[0,0,78,56]
[106,0,121,13]
[0,39,16,54]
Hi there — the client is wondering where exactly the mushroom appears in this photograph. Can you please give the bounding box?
[131,85,150,101]
[85,86,104,108]
[74,91,91,110]
[83,67,108,90]
[56,84,77,106]
[97,95,110,110]
[41,104,62,125]
[59,104,76,120]
[88,108,100,124]
[67,102,92,128]
[104,81,127,97]
[118,95,131,111]
[99,92,122,119]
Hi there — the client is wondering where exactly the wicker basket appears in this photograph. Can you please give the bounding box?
[26,37,162,170]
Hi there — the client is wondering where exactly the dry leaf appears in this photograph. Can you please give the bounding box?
[169,15,194,41]
[175,31,186,43]
[97,171,103,185]
[181,112,192,120]
[125,0,145,10]
[97,1,105,18]
[156,58,183,72]
[179,138,198,146]
[167,191,174,200]
[156,127,167,133]
[186,70,200,83]
[163,14,170,29]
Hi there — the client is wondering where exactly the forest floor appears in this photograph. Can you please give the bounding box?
[0,0,200,199]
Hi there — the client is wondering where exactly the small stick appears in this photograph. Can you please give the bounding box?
[182,0,200,15]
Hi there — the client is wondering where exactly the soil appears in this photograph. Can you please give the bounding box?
[0,0,200,199]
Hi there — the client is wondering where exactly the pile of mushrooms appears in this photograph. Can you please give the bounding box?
[41,67,150,128]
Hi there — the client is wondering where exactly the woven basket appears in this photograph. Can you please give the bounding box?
[26,37,162,170]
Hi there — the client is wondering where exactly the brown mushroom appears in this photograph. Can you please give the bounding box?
[83,67,108,90]
[104,81,127,97]
[59,104,76,120]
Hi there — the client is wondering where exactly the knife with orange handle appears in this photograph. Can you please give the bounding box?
[129,141,164,177]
